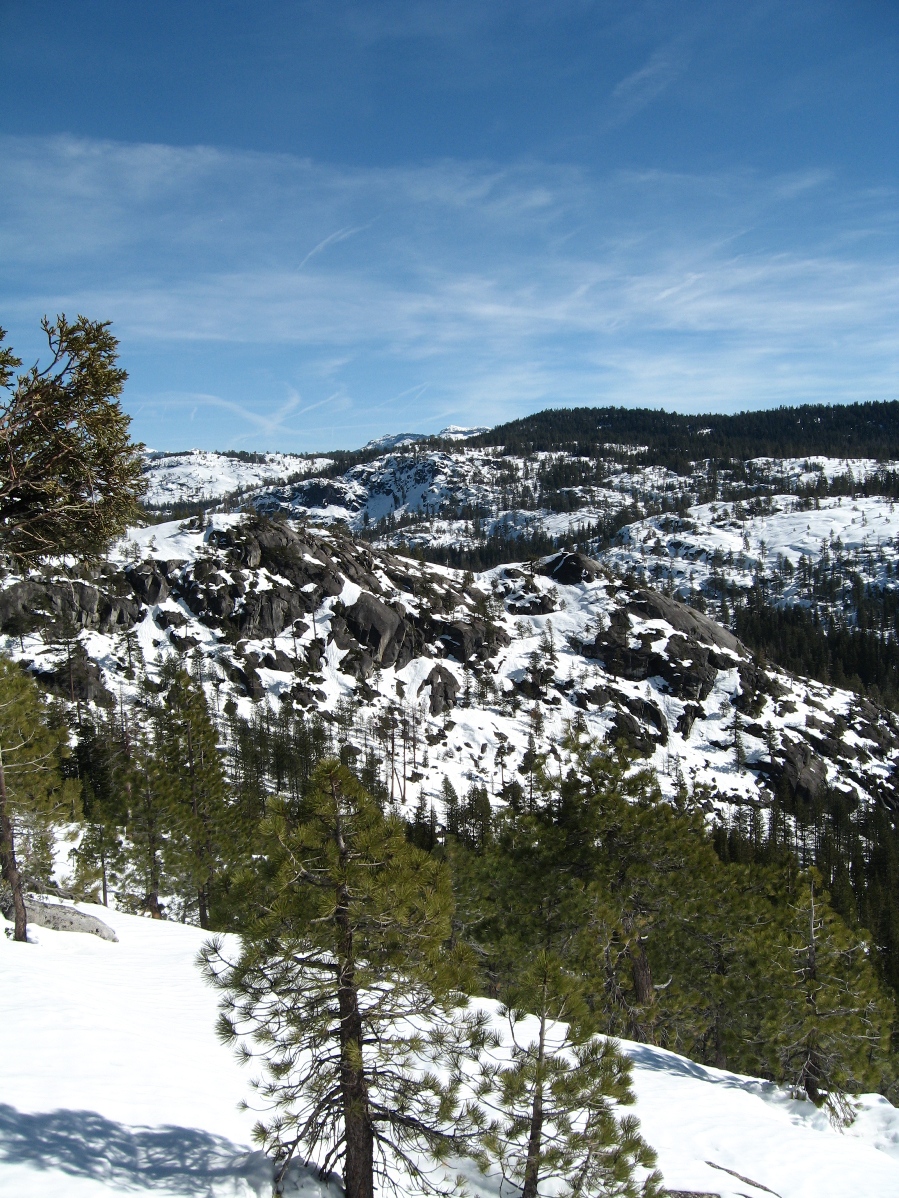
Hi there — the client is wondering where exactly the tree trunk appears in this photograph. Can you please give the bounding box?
[0,747,27,942]
[332,774,373,1198]
[713,946,727,1070]
[521,1010,547,1198]
[713,1009,727,1071]
[142,778,163,919]
[801,880,821,1103]
[622,910,655,1042]
[629,938,654,1006]
[336,893,374,1198]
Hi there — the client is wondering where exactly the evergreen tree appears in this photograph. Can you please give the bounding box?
[119,720,172,919]
[67,712,130,906]
[442,776,461,839]
[477,953,662,1198]
[202,761,487,1198]
[650,860,776,1073]
[551,745,714,1042]
[151,664,233,928]
[763,870,894,1124]
[458,799,661,1197]
[0,317,146,565]
[0,657,74,940]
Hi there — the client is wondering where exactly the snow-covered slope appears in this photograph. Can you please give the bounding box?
[1,904,897,1197]
[2,514,898,817]
[143,451,334,508]
[140,444,899,628]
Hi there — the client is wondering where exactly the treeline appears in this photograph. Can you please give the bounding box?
[734,605,899,711]
[13,652,896,1105]
[473,401,899,469]
[700,537,899,711]
[714,779,899,1002]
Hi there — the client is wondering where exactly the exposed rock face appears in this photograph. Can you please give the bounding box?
[418,665,460,716]
[32,655,114,707]
[125,562,169,605]
[538,551,603,586]
[627,589,743,655]
[0,578,141,636]
[1,897,118,942]
[3,513,899,816]
[581,590,744,705]
[507,591,557,616]
[773,738,831,803]
[437,617,510,663]
[343,593,404,663]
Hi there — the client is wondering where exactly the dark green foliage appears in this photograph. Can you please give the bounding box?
[67,713,130,906]
[735,603,899,711]
[0,318,146,565]
[227,703,330,811]
[472,401,899,468]
[449,739,896,1119]
[0,656,74,939]
[148,665,234,929]
[201,761,484,1197]
[476,953,662,1198]
[762,871,894,1123]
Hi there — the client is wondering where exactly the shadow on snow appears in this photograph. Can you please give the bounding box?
[0,1103,274,1194]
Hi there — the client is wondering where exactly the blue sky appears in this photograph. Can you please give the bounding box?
[1,1,897,451]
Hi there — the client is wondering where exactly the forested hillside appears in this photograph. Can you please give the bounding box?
[473,401,899,467]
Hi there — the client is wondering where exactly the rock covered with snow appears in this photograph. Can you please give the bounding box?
[1,897,118,941]
[3,512,899,818]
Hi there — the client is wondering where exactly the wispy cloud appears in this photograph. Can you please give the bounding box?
[0,133,896,449]
[608,41,688,125]
[297,226,366,271]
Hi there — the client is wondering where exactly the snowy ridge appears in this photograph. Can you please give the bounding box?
[1,903,897,1197]
[2,514,898,817]
[142,451,334,507]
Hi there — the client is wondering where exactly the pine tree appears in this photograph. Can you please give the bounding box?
[119,720,172,919]
[551,744,713,1042]
[67,712,130,906]
[202,761,487,1197]
[0,317,146,565]
[442,775,461,839]
[477,953,662,1198]
[459,802,661,1197]
[151,664,233,928]
[0,657,73,940]
[763,870,894,1124]
[650,860,775,1073]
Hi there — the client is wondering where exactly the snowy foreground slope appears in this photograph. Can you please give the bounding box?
[2,905,898,1198]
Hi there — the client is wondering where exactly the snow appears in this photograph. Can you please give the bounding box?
[142,452,332,507]
[1,906,897,1196]
[363,427,489,451]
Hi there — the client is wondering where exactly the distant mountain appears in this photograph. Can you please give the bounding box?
[364,426,490,451]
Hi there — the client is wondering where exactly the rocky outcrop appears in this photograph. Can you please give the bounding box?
[418,665,460,716]
[343,593,404,662]
[436,617,510,663]
[627,589,743,655]
[125,562,170,605]
[582,591,743,705]
[32,653,114,706]
[776,738,830,803]
[1,897,118,942]
[538,551,603,587]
